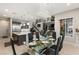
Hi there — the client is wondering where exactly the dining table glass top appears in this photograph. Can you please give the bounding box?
[28,35,55,55]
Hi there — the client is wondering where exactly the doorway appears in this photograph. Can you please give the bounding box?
[60,19,65,35]
[0,18,10,38]
[60,18,73,37]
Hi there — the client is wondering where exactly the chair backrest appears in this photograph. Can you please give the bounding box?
[28,33,33,43]
[41,36,62,55]
[52,31,56,42]
[28,32,40,43]
[53,32,56,39]
[10,38,16,55]
[55,36,62,55]
[59,35,65,51]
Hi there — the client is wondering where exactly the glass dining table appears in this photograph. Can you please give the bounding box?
[27,35,55,55]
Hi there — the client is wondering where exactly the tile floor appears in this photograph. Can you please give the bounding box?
[60,42,79,55]
[0,38,28,55]
[0,38,79,55]
[0,38,13,55]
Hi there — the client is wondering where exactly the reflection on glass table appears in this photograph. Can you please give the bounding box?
[28,36,55,55]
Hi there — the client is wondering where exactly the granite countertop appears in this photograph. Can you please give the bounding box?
[13,32,30,35]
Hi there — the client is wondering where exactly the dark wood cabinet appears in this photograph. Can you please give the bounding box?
[12,33,26,46]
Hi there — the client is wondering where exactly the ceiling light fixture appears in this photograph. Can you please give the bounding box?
[27,23,30,25]
[67,3,70,6]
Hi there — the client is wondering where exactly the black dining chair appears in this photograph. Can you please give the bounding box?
[52,31,56,42]
[10,38,30,55]
[50,35,65,54]
[10,38,16,55]
[40,36,62,55]
[59,35,65,51]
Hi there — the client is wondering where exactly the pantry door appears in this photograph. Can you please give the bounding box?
[0,19,10,37]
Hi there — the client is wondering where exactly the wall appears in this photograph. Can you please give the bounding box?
[0,18,10,37]
[12,20,32,33]
[55,8,79,44]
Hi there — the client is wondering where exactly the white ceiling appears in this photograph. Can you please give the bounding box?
[0,3,79,21]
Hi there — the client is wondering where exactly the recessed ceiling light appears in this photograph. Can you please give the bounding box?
[4,9,9,11]
[67,3,70,6]
[27,23,30,25]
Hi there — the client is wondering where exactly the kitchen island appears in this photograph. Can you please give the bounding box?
[12,32,29,45]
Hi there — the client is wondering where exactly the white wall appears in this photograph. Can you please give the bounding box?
[55,8,79,43]
[0,18,10,37]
